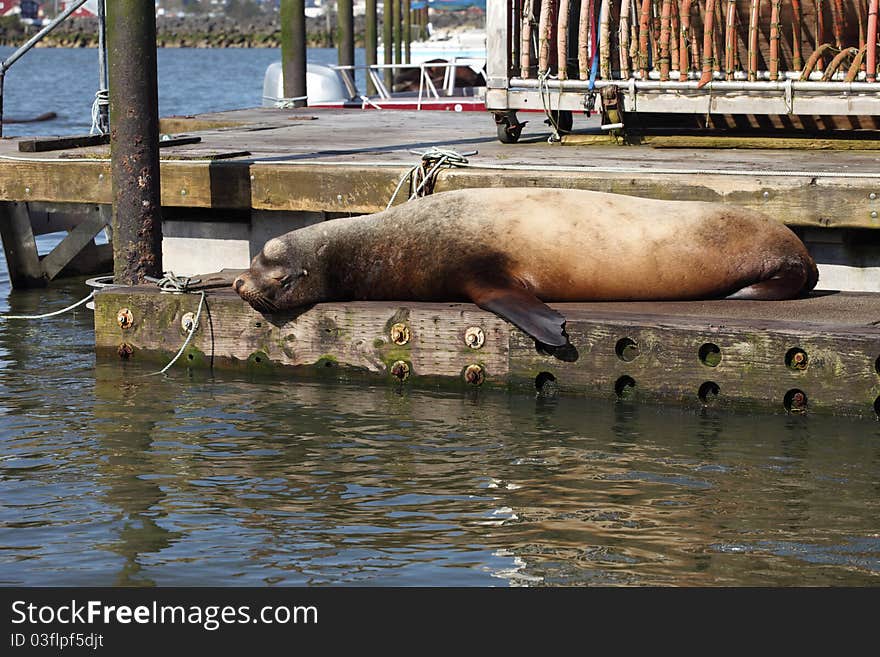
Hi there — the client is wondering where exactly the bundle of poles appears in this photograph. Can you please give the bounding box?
[513,0,880,86]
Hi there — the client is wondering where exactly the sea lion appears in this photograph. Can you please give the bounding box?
[233,188,818,360]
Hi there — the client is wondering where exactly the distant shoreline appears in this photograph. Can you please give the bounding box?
[0,13,483,49]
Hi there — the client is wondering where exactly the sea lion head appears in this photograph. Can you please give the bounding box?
[233,235,321,313]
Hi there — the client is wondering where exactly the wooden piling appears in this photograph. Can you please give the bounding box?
[337,0,355,68]
[106,0,162,285]
[394,0,403,65]
[366,0,378,94]
[384,0,394,88]
[280,0,308,106]
[405,0,412,64]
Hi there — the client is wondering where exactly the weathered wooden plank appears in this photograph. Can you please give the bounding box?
[93,286,880,418]
[39,207,110,280]
[18,134,110,152]
[0,201,45,288]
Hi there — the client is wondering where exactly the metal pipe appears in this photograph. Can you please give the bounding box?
[669,0,679,75]
[769,0,781,80]
[106,0,162,285]
[539,0,556,73]
[724,0,736,79]
[869,0,878,81]
[509,75,880,91]
[830,0,845,49]
[697,0,716,87]
[522,0,534,78]
[747,0,760,81]
[791,0,803,70]
[678,0,693,80]
[801,43,835,79]
[558,0,571,79]
[659,0,672,79]
[0,0,88,73]
[620,0,632,78]
[600,0,612,78]
[579,0,591,79]
[638,0,652,76]
[823,47,858,80]
[95,0,109,133]
[845,45,867,81]
[281,0,308,107]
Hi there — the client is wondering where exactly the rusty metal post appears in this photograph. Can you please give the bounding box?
[281,0,308,106]
[106,0,162,285]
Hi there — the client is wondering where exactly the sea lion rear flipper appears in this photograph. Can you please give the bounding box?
[462,279,576,360]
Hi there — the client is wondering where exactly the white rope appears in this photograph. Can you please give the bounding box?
[147,290,206,377]
[385,147,474,210]
[1,292,94,320]
[90,88,109,135]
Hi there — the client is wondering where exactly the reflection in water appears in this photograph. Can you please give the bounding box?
[0,281,879,586]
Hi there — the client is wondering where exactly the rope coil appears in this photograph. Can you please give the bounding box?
[386,147,475,210]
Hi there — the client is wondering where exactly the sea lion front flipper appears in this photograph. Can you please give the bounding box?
[462,279,577,360]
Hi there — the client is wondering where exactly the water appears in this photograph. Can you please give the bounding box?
[0,47,365,137]
[0,49,879,586]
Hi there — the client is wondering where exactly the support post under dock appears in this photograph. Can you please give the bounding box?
[106,0,162,285]
[383,0,394,88]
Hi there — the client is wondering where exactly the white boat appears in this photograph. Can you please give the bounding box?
[262,30,487,112]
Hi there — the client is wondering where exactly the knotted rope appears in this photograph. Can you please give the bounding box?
[386,147,475,210]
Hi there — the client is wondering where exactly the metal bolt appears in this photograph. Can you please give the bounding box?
[98,173,105,181]
[790,391,807,411]
[464,326,485,349]
[117,343,133,359]
[464,364,486,386]
[872,211,878,219]
[870,192,877,200]
[117,308,133,330]
[180,189,187,196]
[24,187,30,195]
[390,322,410,345]
[181,312,196,332]
[390,360,410,381]
[791,351,807,369]
[762,191,770,199]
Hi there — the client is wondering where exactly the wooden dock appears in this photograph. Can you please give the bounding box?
[2,106,880,417]
[2,107,880,290]
[94,278,880,419]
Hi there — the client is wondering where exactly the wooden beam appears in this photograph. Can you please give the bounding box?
[0,201,45,288]
[40,206,109,280]
[94,287,880,418]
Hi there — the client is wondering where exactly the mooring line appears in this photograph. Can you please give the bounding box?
[146,290,206,377]
[0,292,95,320]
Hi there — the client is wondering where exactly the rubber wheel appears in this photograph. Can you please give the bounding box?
[497,120,522,144]
[552,110,574,133]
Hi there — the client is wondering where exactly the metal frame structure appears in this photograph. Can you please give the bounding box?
[485,0,880,140]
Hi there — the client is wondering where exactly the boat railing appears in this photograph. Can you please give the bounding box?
[0,0,108,137]
[332,59,487,110]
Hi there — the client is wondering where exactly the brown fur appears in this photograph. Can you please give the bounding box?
[234,188,818,352]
